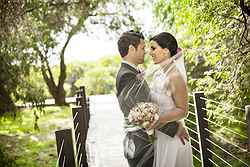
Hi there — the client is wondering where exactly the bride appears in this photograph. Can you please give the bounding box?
[148,32,193,167]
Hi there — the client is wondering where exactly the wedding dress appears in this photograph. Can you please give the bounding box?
[149,54,193,167]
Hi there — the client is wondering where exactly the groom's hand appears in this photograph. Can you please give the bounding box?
[176,122,189,145]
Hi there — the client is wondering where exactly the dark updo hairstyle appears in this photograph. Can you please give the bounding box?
[150,32,178,57]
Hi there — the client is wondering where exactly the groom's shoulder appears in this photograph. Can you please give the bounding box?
[117,64,135,77]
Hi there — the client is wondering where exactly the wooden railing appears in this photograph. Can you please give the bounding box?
[55,86,90,167]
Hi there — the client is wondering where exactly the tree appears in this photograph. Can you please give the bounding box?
[152,0,250,108]
[0,0,24,39]
[0,0,145,113]
[24,0,143,105]
[0,24,45,114]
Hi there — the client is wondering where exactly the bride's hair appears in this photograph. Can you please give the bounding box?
[150,32,178,57]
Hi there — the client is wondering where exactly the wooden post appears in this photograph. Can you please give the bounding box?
[72,106,88,167]
[193,92,212,167]
[76,97,85,106]
[76,86,87,108]
[245,105,250,152]
[79,86,87,103]
[55,129,76,167]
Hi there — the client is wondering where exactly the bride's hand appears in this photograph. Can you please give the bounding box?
[176,122,189,145]
[148,114,160,130]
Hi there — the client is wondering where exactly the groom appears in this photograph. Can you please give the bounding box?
[116,30,180,167]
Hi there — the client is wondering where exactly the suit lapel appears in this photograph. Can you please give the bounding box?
[121,62,139,74]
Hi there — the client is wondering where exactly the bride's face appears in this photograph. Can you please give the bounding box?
[149,40,171,64]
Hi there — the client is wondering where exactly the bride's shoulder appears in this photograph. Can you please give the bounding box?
[168,68,184,83]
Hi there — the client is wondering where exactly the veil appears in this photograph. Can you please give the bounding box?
[144,49,187,85]
[173,50,187,83]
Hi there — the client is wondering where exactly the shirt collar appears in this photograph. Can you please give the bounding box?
[122,60,139,72]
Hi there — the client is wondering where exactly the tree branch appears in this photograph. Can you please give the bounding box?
[240,0,250,16]
[35,47,57,96]
[58,15,86,89]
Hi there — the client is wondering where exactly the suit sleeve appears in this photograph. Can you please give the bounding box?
[118,73,151,110]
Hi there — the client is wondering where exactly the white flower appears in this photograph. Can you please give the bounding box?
[129,102,159,133]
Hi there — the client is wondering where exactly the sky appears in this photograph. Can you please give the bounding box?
[63,4,160,62]
[64,33,118,62]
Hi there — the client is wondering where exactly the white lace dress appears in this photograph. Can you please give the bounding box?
[150,66,193,167]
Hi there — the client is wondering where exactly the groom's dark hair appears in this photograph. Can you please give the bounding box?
[117,30,144,57]
[150,32,178,57]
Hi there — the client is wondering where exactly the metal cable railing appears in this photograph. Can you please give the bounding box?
[202,107,247,126]
[186,92,249,167]
[200,97,245,112]
[205,128,247,152]
[206,138,249,166]
[191,145,201,154]
[190,136,200,145]
[185,118,198,126]
[207,148,233,167]
[193,154,202,163]
[187,126,198,135]
[209,158,220,167]
[73,112,79,122]
[204,118,248,139]
[188,111,196,117]
[62,156,66,167]
[188,102,195,107]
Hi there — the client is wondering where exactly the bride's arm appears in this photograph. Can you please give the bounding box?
[158,71,189,124]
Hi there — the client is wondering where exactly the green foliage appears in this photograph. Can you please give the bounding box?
[74,56,121,95]
[0,30,44,114]
[152,0,250,110]
[15,72,46,108]
[29,55,121,97]
[0,106,71,167]
[1,0,145,112]
[152,0,250,165]
[0,145,17,167]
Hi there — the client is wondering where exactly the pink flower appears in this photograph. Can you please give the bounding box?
[129,102,159,131]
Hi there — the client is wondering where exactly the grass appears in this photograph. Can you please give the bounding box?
[0,106,73,167]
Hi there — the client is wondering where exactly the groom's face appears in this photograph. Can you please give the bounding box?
[134,39,145,64]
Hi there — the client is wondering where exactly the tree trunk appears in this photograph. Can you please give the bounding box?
[54,86,66,106]
[38,16,86,106]
[0,85,16,114]
[41,68,66,106]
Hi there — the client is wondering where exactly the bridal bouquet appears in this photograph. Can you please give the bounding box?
[128,102,160,138]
